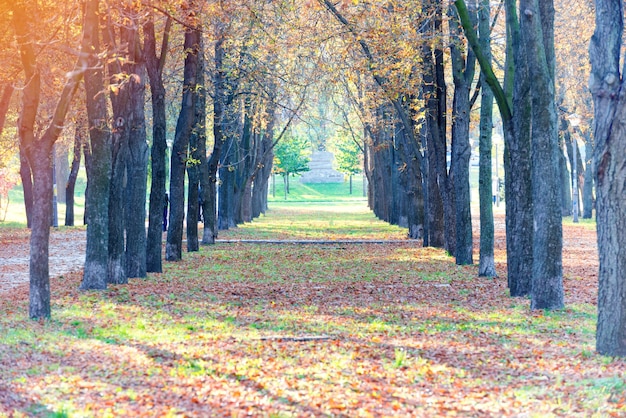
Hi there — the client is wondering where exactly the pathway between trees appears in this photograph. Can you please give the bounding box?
[0,214,599,304]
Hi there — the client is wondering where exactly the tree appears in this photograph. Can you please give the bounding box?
[456,0,563,308]
[477,0,497,277]
[103,7,149,283]
[331,129,362,194]
[166,23,201,261]
[589,0,626,355]
[522,0,563,310]
[449,0,477,265]
[12,0,89,317]
[145,13,172,272]
[64,119,85,226]
[81,0,113,291]
[272,132,310,199]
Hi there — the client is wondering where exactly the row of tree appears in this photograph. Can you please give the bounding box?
[4,0,625,356]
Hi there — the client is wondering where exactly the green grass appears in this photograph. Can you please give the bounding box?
[268,174,367,202]
[1,186,86,227]
[219,201,407,240]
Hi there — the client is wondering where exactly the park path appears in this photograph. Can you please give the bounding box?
[0,230,86,294]
[0,213,598,304]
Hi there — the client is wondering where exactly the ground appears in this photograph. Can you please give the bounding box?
[0,205,617,417]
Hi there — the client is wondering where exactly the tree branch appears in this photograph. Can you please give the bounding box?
[454,0,511,123]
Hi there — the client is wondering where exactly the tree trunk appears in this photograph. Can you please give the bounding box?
[144,15,171,273]
[166,27,200,261]
[19,143,33,228]
[559,141,572,216]
[522,0,563,310]
[186,35,206,253]
[185,45,203,252]
[477,0,497,277]
[219,136,236,228]
[124,59,148,278]
[65,124,83,227]
[590,0,626,355]
[13,1,89,315]
[28,147,53,318]
[81,0,112,291]
[450,1,476,265]
[582,130,594,219]
[421,41,445,249]
[0,83,13,137]
[504,0,534,297]
[193,37,212,247]
[107,115,128,284]
[202,36,227,245]
[251,109,276,219]
[55,143,69,204]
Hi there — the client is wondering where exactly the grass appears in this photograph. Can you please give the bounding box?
[268,174,367,202]
[1,186,86,228]
[220,200,407,240]
[0,178,612,417]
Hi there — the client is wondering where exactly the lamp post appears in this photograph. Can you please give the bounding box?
[568,114,581,223]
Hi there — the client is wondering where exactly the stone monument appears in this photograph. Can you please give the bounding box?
[300,151,344,183]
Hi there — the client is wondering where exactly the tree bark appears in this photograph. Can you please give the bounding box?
[19,142,33,228]
[0,83,13,137]
[449,1,476,265]
[522,0,563,310]
[477,0,497,277]
[421,41,445,249]
[166,27,200,261]
[203,35,227,244]
[145,15,171,273]
[582,129,594,219]
[65,124,83,227]
[81,0,112,291]
[589,0,626,355]
[13,1,89,316]
[186,35,206,253]
[124,49,148,279]
[559,138,572,216]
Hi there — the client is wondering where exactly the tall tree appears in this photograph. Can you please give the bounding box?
[477,0,497,277]
[166,23,201,261]
[589,0,626,355]
[521,0,563,310]
[12,0,89,317]
[145,14,172,272]
[123,26,149,279]
[449,0,477,265]
[186,36,206,252]
[456,0,563,307]
[81,0,112,291]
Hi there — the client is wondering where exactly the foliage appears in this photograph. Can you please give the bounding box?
[330,130,363,176]
[272,132,311,178]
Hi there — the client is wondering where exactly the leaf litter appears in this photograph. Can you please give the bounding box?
[0,209,622,417]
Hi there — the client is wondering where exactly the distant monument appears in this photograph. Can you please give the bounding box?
[300,151,344,183]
